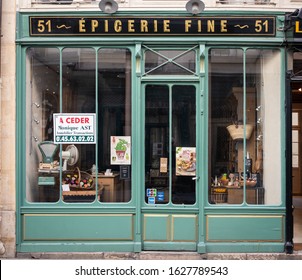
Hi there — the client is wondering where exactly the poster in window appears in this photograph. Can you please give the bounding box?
[176,147,196,176]
[160,157,168,173]
[111,136,131,165]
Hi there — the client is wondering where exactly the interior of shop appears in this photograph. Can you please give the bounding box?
[208,48,282,206]
[290,51,302,248]
[26,47,132,203]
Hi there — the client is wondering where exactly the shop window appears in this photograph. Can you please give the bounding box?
[25,47,132,203]
[60,47,97,203]
[209,48,282,206]
[97,48,132,203]
[26,47,61,203]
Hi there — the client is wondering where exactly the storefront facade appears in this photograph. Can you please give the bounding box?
[15,8,290,254]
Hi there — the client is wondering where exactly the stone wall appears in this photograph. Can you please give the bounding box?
[0,0,16,258]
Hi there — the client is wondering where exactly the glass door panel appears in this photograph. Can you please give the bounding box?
[144,84,197,205]
[172,86,196,204]
[145,85,169,204]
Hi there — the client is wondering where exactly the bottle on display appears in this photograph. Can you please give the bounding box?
[245,152,252,178]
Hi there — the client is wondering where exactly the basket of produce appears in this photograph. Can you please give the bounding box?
[210,187,228,203]
[62,167,95,190]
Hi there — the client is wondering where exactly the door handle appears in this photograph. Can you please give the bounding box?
[192,176,200,181]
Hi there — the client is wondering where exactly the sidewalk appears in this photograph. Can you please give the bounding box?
[16,250,302,260]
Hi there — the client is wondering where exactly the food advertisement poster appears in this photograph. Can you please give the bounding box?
[111,136,131,165]
[176,147,196,176]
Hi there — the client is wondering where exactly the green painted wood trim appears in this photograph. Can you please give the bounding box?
[198,43,207,246]
[19,242,136,253]
[20,206,137,214]
[23,214,134,241]
[133,43,143,252]
[172,215,198,242]
[143,214,198,242]
[16,45,28,248]
[279,47,287,207]
[16,12,287,43]
[206,215,284,242]
[143,242,196,251]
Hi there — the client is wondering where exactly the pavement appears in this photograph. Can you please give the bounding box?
[15,250,302,260]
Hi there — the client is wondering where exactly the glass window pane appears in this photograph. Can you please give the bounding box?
[144,49,196,75]
[26,47,132,204]
[293,155,299,168]
[97,48,132,203]
[292,112,299,126]
[246,49,281,205]
[293,142,299,155]
[26,47,61,203]
[293,130,299,142]
[172,85,196,204]
[145,85,169,204]
[209,48,244,205]
[61,48,97,203]
[144,85,196,205]
[209,48,281,206]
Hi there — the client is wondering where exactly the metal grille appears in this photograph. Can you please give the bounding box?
[143,45,198,76]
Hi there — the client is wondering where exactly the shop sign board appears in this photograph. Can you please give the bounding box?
[294,20,302,38]
[53,113,96,144]
[29,16,276,37]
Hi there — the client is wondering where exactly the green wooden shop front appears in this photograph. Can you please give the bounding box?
[16,11,288,253]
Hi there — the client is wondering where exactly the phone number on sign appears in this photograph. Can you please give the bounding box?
[168,266,228,276]
[55,136,95,143]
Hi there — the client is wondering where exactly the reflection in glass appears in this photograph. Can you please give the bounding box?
[144,49,196,75]
[172,86,196,204]
[145,85,170,204]
[26,47,60,202]
[25,47,132,204]
[144,85,196,205]
[209,48,282,205]
[97,49,132,203]
[61,48,97,203]
[292,112,299,126]
[246,49,281,205]
[209,49,244,205]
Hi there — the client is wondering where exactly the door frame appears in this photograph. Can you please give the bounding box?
[140,80,206,252]
[291,107,302,196]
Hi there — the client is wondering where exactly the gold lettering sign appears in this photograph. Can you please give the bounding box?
[30,16,276,36]
[296,21,302,33]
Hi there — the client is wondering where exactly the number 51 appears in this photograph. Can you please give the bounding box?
[37,20,51,33]
[255,20,269,33]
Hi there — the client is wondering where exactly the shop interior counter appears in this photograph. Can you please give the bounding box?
[93,173,123,202]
